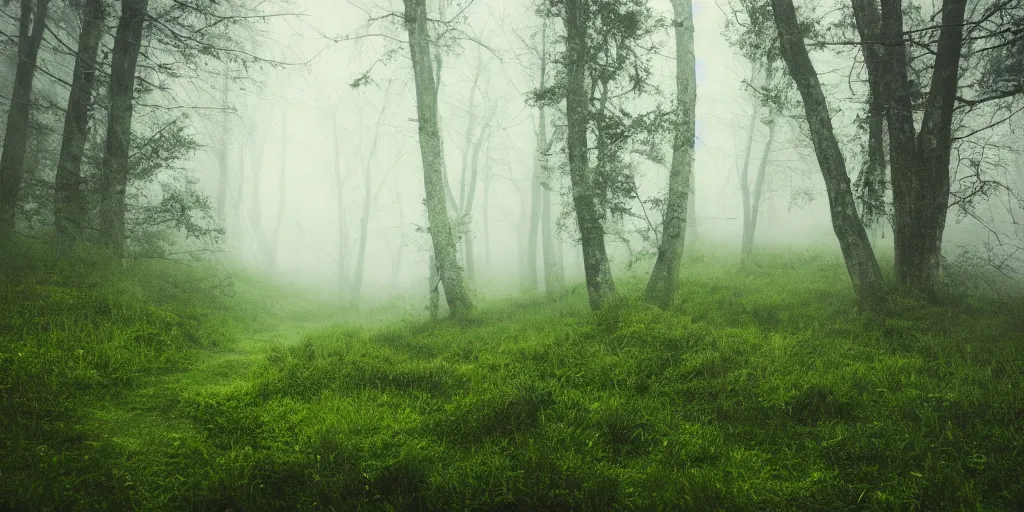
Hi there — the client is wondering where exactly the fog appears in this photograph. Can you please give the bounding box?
[157,0,1020,301]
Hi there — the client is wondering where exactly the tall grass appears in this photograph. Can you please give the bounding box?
[2,243,1022,510]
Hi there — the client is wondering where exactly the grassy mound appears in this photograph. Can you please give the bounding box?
[2,245,1023,510]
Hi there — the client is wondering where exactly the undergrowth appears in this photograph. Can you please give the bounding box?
[2,242,1022,511]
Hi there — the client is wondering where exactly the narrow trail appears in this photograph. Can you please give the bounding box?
[82,320,323,456]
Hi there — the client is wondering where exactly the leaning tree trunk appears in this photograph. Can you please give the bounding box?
[771,0,884,310]
[54,0,103,246]
[403,0,473,318]
[0,0,50,240]
[878,0,966,297]
[98,0,148,259]
[742,120,777,258]
[737,92,760,261]
[644,0,696,309]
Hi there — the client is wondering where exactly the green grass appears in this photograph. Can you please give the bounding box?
[2,243,1023,511]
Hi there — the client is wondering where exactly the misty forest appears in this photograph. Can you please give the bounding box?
[2,0,1024,509]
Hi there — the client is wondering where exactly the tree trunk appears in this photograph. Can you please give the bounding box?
[0,0,50,240]
[331,111,350,300]
[270,108,287,270]
[428,252,440,319]
[686,158,697,250]
[54,0,102,245]
[463,116,489,285]
[482,143,492,271]
[351,89,390,307]
[644,0,696,309]
[541,181,565,294]
[215,71,230,223]
[742,120,777,258]
[771,0,884,310]
[247,133,273,266]
[392,163,405,291]
[878,0,966,297]
[351,167,372,307]
[98,0,148,259]
[564,0,615,310]
[403,0,473,318]
[737,93,760,260]
[525,119,543,291]
[851,0,889,228]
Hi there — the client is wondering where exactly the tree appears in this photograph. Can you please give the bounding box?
[770,0,884,309]
[402,0,473,318]
[531,17,566,295]
[560,0,616,310]
[53,0,104,246]
[868,0,967,297]
[98,0,149,258]
[352,84,406,307]
[644,0,696,308]
[736,63,781,260]
[0,0,50,240]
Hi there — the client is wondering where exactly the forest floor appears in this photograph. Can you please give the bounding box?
[2,243,1023,511]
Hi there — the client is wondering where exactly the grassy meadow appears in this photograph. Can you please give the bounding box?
[1,243,1023,511]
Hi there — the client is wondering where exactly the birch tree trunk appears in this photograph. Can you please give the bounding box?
[54,0,103,245]
[403,0,473,318]
[644,0,696,309]
[98,0,148,259]
[0,0,50,240]
[564,0,615,310]
[771,0,884,310]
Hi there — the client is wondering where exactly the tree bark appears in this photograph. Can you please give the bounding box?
[850,0,889,227]
[54,0,103,245]
[0,0,50,240]
[98,0,148,259]
[403,0,473,318]
[644,0,696,309]
[877,0,966,297]
[564,0,615,310]
[771,0,884,310]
